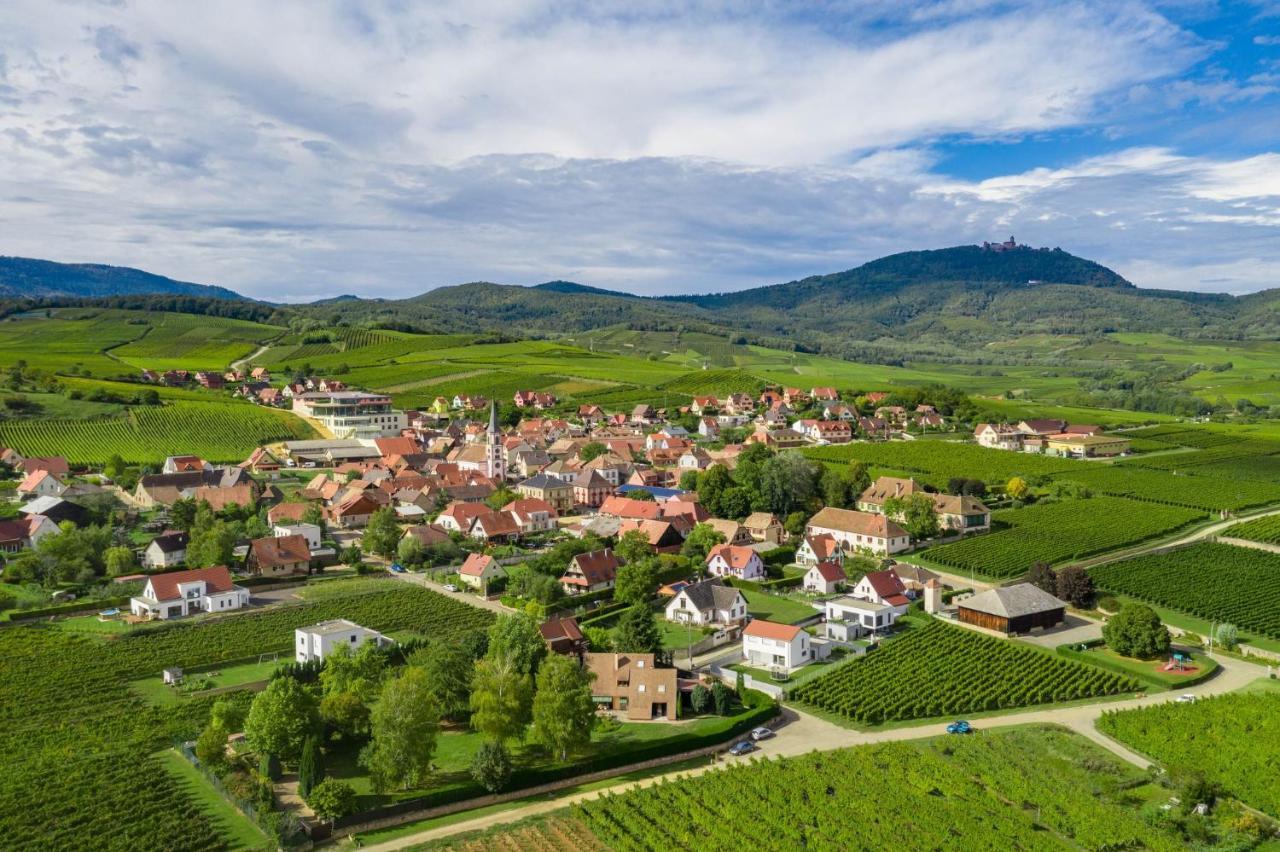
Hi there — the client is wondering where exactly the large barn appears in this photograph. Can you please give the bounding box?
[957,584,1066,635]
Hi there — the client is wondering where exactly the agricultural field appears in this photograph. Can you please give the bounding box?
[1098,692,1280,819]
[1221,515,1280,545]
[0,581,490,850]
[557,727,1180,851]
[0,400,316,464]
[789,619,1137,725]
[923,496,1204,579]
[108,312,282,371]
[1088,542,1280,640]
[1053,464,1280,512]
[805,440,1079,488]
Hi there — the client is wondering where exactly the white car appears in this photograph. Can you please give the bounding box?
[749,726,775,741]
[443,583,459,592]
[1176,693,1197,703]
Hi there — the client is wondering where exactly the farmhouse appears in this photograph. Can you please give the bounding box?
[705,544,765,581]
[17,469,66,499]
[974,423,1023,451]
[295,619,392,663]
[742,619,811,671]
[1044,433,1131,458]
[664,578,747,626]
[585,652,678,721]
[806,507,911,556]
[930,493,991,533]
[129,566,249,620]
[958,584,1067,635]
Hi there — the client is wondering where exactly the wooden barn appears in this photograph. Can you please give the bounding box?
[958,584,1066,635]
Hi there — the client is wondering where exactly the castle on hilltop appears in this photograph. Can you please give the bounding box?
[982,236,1019,252]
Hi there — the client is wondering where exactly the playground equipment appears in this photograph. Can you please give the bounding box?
[1161,650,1192,672]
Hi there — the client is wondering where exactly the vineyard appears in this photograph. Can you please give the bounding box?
[1088,542,1280,639]
[0,401,316,464]
[0,581,490,850]
[1222,515,1280,545]
[923,496,1204,578]
[789,620,1137,725]
[110,312,281,371]
[1099,692,1280,818]
[804,440,1078,487]
[1053,464,1280,511]
[656,369,768,395]
[567,727,1178,851]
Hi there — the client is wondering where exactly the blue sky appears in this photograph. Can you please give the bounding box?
[0,0,1278,300]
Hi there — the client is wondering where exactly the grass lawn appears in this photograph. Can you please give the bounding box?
[740,589,819,624]
[155,748,270,850]
[48,613,137,636]
[1239,677,1280,695]
[130,658,282,707]
[1071,644,1220,690]
[1106,592,1280,656]
[657,618,712,651]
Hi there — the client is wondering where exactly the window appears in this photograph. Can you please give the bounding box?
[637,684,646,693]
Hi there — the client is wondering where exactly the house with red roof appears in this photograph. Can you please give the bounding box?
[802,560,847,594]
[559,548,621,596]
[436,501,492,534]
[129,566,249,620]
[742,619,812,671]
[469,510,521,543]
[853,568,911,607]
[599,495,663,522]
[540,616,587,660]
[806,507,911,556]
[503,498,558,534]
[248,534,311,577]
[17,468,66,499]
[458,552,504,590]
[705,544,765,581]
[795,533,841,567]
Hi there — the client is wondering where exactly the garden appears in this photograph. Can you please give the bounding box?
[790,619,1138,726]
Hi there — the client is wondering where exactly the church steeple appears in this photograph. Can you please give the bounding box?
[488,399,499,435]
[486,400,505,480]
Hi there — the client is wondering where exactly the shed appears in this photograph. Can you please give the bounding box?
[957,583,1066,634]
[163,667,183,685]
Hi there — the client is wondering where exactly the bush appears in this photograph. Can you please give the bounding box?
[712,681,732,716]
[470,740,513,793]
[690,684,711,715]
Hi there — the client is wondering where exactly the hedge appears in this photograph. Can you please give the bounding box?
[1055,639,1217,691]
[6,594,133,621]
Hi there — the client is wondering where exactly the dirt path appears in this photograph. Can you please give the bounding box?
[357,652,1270,851]
[231,343,272,373]
[1217,535,1280,555]
[1070,503,1280,571]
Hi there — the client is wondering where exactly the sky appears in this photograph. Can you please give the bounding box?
[1,0,1278,301]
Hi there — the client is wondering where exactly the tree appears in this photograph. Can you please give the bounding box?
[186,503,235,568]
[1103,603,1171,660]
[320,691,371,739]
[195,722,229,773]
[626,489,655,501]
[711,680,732,715]
[298,734,325,799]
[397,534,424,567]
[244,677,319,764]
[680,523,725,562]
[578,442,607,462]
[362,507,401,559]
[615,529,653,569]
[1215,623,1238,650]
[469,657,533,743]
[210,696,248,733]
[485,487,518,511]
[677,470,700,491]
[320,641,387,703]
[341,545,363,567]
[470,740,513,792]
[169,498,198,531]
[784,511,808,538]
[846,460,871,496]
[104,453,127,480]
[613,558,657,607]
[487,613,546,677]
[758,452,820,515]
[307,779,357,826]
[1055,566,1094,608]
[820,466,855,509]
[719,487,752,519]
[690,684,711,715]
[1027,561,1057,594]
[884,492,939,541]
[414,641,474,722]
[614,602,662,654]
[1006,476,1029,501]
[103,546,136,577]
[531,655,596,761]
[360,668,440,792]
[697,464,733,516]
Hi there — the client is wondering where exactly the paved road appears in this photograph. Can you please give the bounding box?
[390,570,511,615]
[358,648,1270,851]
[231,343,273,372]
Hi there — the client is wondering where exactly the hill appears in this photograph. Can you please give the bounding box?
[0,256,245,300]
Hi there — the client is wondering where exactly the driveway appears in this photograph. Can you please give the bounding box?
[1017,613,1104,649]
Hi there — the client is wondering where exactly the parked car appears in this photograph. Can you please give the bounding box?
[946,720,972,735]
[1176,694,1197,704]
[749,726,774,741]
[727,740,757,756]
[389,563,406,574]
[443,583,459,592]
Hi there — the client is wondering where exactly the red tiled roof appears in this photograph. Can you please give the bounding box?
[706,544,760,571]
[565,549,620,586]
[812,560,846,583]
[599,495,663,521]
[146,566,236,602]
[743,619,802,641]
[251,534,310,568]
[460,552,495,576]
[863,568,907,600]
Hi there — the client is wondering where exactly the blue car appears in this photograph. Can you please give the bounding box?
[946,720,972,735]
[389,563,406,574]
[728,740,757,756]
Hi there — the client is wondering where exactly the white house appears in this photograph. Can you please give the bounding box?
[974,423,1024,451]
[17,469,66,499]
[795,533,841,567]
[142,531,189,569]
[458,552,505,591]
[503,498,558,534]
[274,522,322,551]
[802,560,846,594]
[822,596,903,641]
[742,619,811,671]
[805,507,911,556]
[664,578,747,626]
[852,568,912,607]
[704,544,766,581]
[129,566,249,620]
[295,619,393,663]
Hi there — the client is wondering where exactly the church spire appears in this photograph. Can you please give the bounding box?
[488,399,499,434]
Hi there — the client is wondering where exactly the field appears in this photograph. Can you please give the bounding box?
[789,619,1137,726]
[923,496,1204,579]
[1222,515,1280,545]
[804,440,1078,487]
[433,727,1182,851]
[0,401,317,464]
[0,579,493,850]
[1054,464,1280,511]
[1088,542,1280,640]
[108,312,282,371]
[1098,692,1280,819]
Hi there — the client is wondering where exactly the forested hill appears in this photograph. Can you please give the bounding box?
[0,256,245,300]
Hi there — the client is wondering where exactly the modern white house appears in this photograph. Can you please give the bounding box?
[664,578,747,626]
[129,566,249,620]
[274,522,322,551]
[142,531,189,569]
[295,619,393,663]
[291,391,408,439]
[822,596,904,641]
[742,618,813,671]
[704,545,766,581]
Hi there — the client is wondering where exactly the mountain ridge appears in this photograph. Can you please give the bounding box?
[0,256,245,301]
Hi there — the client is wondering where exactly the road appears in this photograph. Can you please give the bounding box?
[389,570,511,615]
[1075,503,1280,570]
[231,343,272,372]
[358,647,1271,851]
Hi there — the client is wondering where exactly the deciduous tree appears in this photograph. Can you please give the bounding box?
[307,779,356,826]
[469,657,533,743]
[613,602,662,654]
[614,557,658,607]
[244,677,319,764]
[469,740,513,792]
[487,613,546,676]
[362,507,401,559]
[360,668,440,792]
[1103,603,1171,660]
[531,655,597,761]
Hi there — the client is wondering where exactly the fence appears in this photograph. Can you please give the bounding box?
[173,740,310,849]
